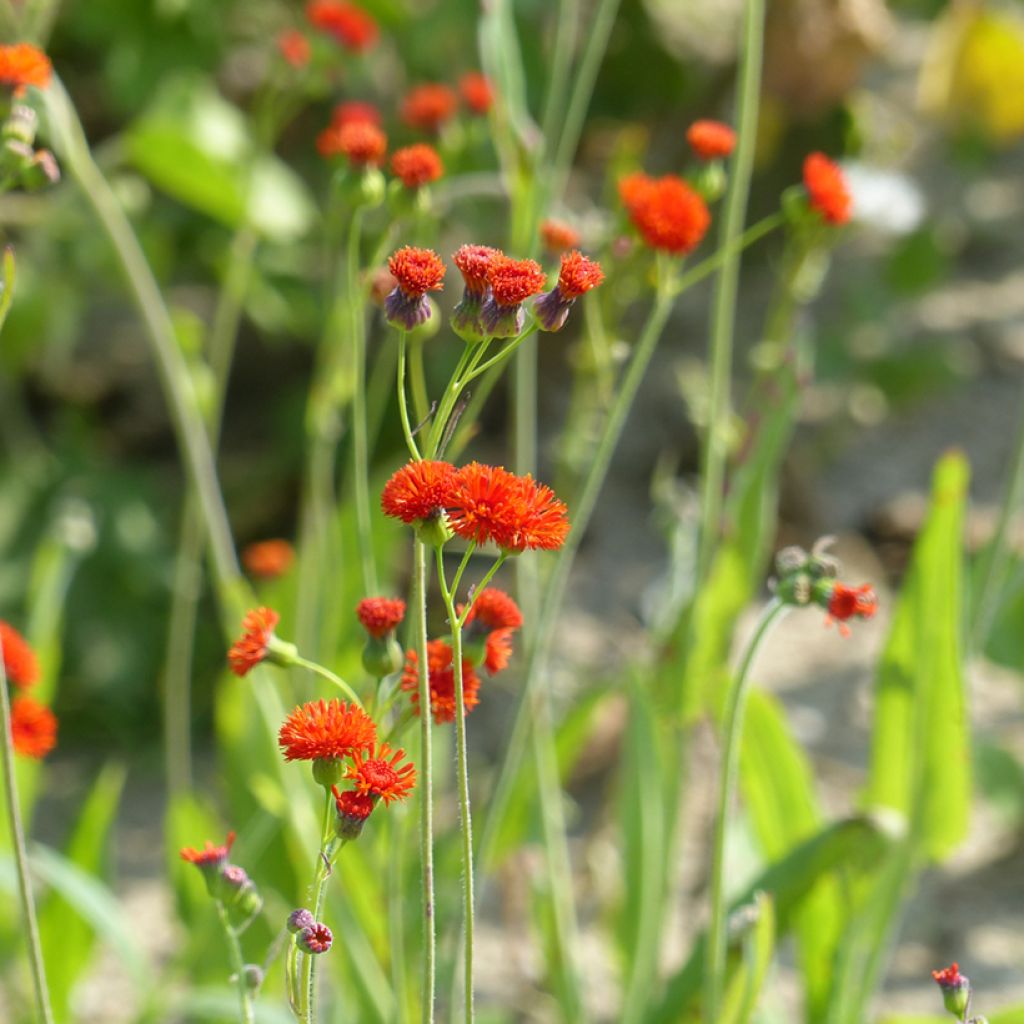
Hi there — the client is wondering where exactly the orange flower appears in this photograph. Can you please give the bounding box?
[228,607,280,676]
[401,639,481,724]
[0,621,39,689]
[401,83,458,133]
[453,244,501,296]
[540,219,580,253]
[356,597,406,638]
[332,786,375,822]
[556,251,605,299]
[331,100,381,128]
[390,144,443,188]
[482,255,547,337]
[345,743,416,804]
[305,0,378,51]
[317,120,387,165]
[277,30,311,68]
[623,174,710,254]
[278,699,378,762]
[385,247,445,329]
[10,697,56,759]
[459,72,493,115]
[803,152,852,226]
[825,582,877,636]
[242,539,295,579]
[180,830,235,867]
[687,119,736,160]
[0,44,51,95]
[381,459,456,524]
[463,588,523,673]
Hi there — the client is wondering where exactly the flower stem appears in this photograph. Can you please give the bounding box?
[0,641,54,1024]
[302,791,337,1024]
[695,0,766,587]
[216,900,255,1024]
[464,324,539,383]
[397,332,422,461]
[293,656,363,707]
[704,596,787,1022]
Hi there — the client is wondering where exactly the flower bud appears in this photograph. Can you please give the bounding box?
[932,963,970,1019]
[333,787,374,840]
[300,923,333,954]
[312,757,346,789]
[264,634,299,669]
[218,864,263,921]
[692,161,726,202]
[288,908,315,933]
[362,634,404,678]
[242,964,264,990]
[414,513,452,549]
[359,167,385,208]
[2,104,36,146]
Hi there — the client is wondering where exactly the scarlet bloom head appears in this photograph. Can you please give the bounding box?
[931,963,970,1017]
[464,588,523,673]
[390,144,443,189]
[356,597,406,638]
[687,119,736,160]
[277,30,311,68]
[331,785,376,837]
[305,0,378,51]
[803,152,852,226]
[317,121,387,165]
[332,101,381,128]
[445,462,570,552]
[381,460,456,526]
[228,607,296,675]
[533,250,605,332]
[1,620,40,689]
[824,583,877,637]
[385,246,445,329]
[482,255,547,338]
[624,174,711,255]
[10,697,56,759]
[459,72,493,115]
[401,83,458,133]
[278,699,378,762]
[345,743,416,804]
[401,639,482,724]
[0,44,51,95]
[242,539,295,579]
[451,244,501,342]
[180,830,236,869]
[540,219,580,253]
[301,923,333,954]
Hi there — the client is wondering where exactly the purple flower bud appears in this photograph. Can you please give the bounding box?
[300,923,333,954]
[287,908,315,934]
[480,296,525,339]
[532,287,574,332]
[384,286,432,330]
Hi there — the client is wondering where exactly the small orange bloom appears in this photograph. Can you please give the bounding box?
[825,583,877,636]
[453,244,501,295]
[486,256,546,307]
[401,83,458,133]
[390,144,443,188]
[463,588,522,673]
[278,699,378,762]
[180,830,236,867]
[459,72,493,115]
[317,120,387,165]
[228,607,280,676]
[556,250,604,300]
[345,743,416,804]
[10,697,56,759]
[356,597,406,638]
[1,621,39,689]
[401,639,481,724]
[388,247,445,297]
[803,152,852,226]
[687,120,736,160]
[332,785,375,822]
[306,0,378,51]
[331,101,381,127]
[623,174,710,255]
[242,539,295,579]
[0,44,51,95]
[381,460,457,524]
[513,474,572,551]
[277,30,311,68]
[540,219,580,253]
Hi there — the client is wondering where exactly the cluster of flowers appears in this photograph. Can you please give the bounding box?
[384,243,604,338]
[0,43,58,193]
[1,621,56,759]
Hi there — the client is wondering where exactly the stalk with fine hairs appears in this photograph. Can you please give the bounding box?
[216,900,256,1024]
[0,637,54,1024]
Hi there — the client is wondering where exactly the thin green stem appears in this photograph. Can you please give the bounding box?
[449,544,478,608]
[0,640,54,1024]
[216,901,255,1024]
[408,337,431,427]
[413,539,436,1024]
[705,597,787,1022]
[695,0,766,586]
[302,792,337,1024]
[464,324,538,383]
[293,656,363,706]
[397,332,422,461]
[424,343,479,459]
[455,553,508,629]
[539,0,580,161]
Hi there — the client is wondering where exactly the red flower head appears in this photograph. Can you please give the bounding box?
[228,607,287,676]
[482,255,547,337]
[10,697,56,759]
[534,250,605,332]
[278,699,378,762]
[180,830,236,869]
[305,0,377,51]
[331,101,381,128]
[345,743,416,804]
[317,120,387,165]
[331,785,376,837]
[445,462,570,552]
[242,539,295,580]
[932,963,966,990]
[824,583,877,637]
[401,639,481,723]
[0,44,51,95]
[463,588,523,673]
[453,244,501,296]
[385,247,445,329]
[540,219,580,253]
[624,174,711,255]
[803,152,852,226]
[459,72,493,115]
[687,119,736,160]
[277,30,311,68]
[381,459,457,526]
[301,923,333,953]
[401,83,458,133]
[356,597,406,639]
[931,963,970,1017]
[1,620,40,689]
[390,144,443,189]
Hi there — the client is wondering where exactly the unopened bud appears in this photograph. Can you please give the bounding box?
[242,964,263,990]
[932,963,970,1019]
[287,908,315,933]
[300,922,333,954]
[3,105,37,146]
[312,757,345,789]
[362,634,404,678]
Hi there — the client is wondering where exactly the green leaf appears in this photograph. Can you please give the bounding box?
[720,891,776,1024]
